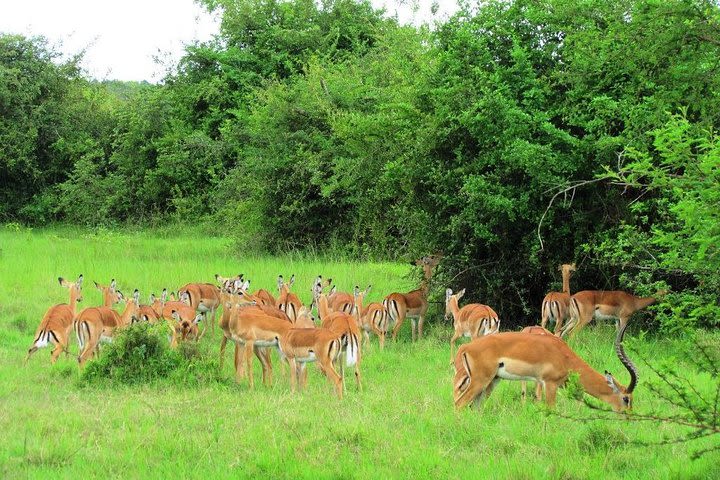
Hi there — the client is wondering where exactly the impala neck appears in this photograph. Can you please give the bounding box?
[448,296,460,320]
[102,289,115,307]
[633,296,657,311]
[69,287,81,317]
[318,294,330,321]
[566,354,620,405]
[561,271,571,295]
[120,300,138,326]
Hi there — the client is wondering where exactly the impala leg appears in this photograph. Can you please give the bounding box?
[379,332,385,350]
[418,313,426,339]
[288,357,298,393]
[391,314,405,342]
[301,363,308,390]
[320,356,343,399]
[234,342,246,383]
[535,382,543,401]
[362,330,370,349]
[244,340,255,388]
[50,341,65,364]
[544,382,558,408]
[410,319,417,342]
[618,315,630,333]
[219,335,228,371]
[521,381,527,401]
[255,346,273,386]
[25,346,39,365]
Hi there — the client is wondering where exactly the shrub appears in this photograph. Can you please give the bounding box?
[81,322,181,385]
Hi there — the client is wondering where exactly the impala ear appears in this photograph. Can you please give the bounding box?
[330,285,337,295]
[110,279,117,290]
[446,288,453,300]
[605,371,621,393]
[171,311,179,320]
[116,290,125,301]
[277,275,284,291]
[364,284,372,295]
[289,274,295,287]
[242,280,250,291]
[94,281,101,290]
[458,288,466,299]
[193,314,203,325]
[354,285,360,297]
[76,275,84,288]
[133,289,140,303]
[161,289,168,303]
[150,293,156,303]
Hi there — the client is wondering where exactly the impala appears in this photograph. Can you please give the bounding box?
[317,292,362,391]
[26,274,84,364]
[277,327,345,398]
[561,288,666,337]
[519,325,554,400]
[178,281,221,336]
[277,275,303,322]
[540,263,576,335]
[453,324,637,412]
[446,288,500,361]
[352,285,389,349]
[383,253,442,341]
[226,301,294,388]
[76,288,139,367]
[137,291,164,323]
[162,294,205,348]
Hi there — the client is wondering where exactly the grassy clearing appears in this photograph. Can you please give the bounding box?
[0,226,717,479]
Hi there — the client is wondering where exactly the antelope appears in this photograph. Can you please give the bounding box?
[540,263,576,335]
[453,324,637,412]
[277,275,303,322]
[277,327,345,398]
[383,253,443,341]
[178,281,221,336]
[226,301,294,388]
[352,285,389,349]
[137,291,164,322]
[26,275,84,364]
[446,288,500,362]
[519,325,554,400]
[327,284,355,314]
[560,289,666,337]
[76,288,139,367]
[317,292,362,391]
[217,279,272,378]
[162,294,205,348]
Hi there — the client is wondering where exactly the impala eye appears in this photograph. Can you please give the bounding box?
[623,396,630,405]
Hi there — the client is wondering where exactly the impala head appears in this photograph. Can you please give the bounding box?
[59,274,84,302]
[444,288,465,319]
[94,279,123,305]
[169,310,202,347]
[608,323,638,412]
[559,263,576,274]
[453,348,476,409]
[414,253,443,279]
[161,288,168,304]
[296,305,316,326]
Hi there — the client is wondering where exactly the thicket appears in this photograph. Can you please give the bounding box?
[1,0,719,328]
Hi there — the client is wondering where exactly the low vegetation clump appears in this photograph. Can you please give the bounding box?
[81,322,181,385]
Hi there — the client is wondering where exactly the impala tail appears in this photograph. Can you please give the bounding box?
[343,333,359,367]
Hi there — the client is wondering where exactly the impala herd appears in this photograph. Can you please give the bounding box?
[26,256,664,412]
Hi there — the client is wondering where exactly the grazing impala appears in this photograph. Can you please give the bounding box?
[446,288,500,361]
[76,289,140,367]
[383,253,443,341]
[453,324,637,412]
[277,327,345,398]
[540,263,576,335]
[519,325,554,400]
[561,289,666,338]
[26,275,84,364]
[178,281,221,336]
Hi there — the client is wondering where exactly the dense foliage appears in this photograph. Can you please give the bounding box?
[1,0,719,328]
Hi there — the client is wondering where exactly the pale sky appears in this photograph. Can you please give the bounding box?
[0,0,458,83]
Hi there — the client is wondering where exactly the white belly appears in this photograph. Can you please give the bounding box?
[297,352,317,363]
[497,363,536,382]
[253,339,278,348]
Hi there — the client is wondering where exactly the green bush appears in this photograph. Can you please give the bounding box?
[81,322,181,385]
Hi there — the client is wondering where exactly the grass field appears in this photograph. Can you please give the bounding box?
[0,226,717,479]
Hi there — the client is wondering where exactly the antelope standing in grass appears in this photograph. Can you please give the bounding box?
[453,325,637,412]
[352,285,389,349]
[179,281,221,336]
[446,288,500,362]
[316,291,362,392]
[277,327,345,398]
[561,289,666,338]
[383,253,442,341]
[540,263,576,335]
[76,287,140,367]
[26,275,84,364]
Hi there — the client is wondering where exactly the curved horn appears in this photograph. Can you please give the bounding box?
[615,323,638,393]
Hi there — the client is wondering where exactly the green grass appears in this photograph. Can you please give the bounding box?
[0,225,717,479]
